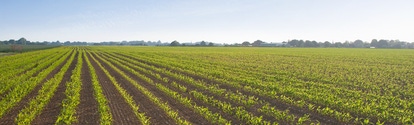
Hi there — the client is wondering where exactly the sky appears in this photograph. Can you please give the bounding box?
[1,0,414,43]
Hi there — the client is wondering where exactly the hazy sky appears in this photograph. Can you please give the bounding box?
[1,0,413,43]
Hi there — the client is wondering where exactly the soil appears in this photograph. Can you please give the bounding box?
[90,52,178,125]
[104,52,243,124]
[0,48,353,125]
[32,51,79,124]
[75,54,99,124]
[112,52,344,125]
[87,53,140,125]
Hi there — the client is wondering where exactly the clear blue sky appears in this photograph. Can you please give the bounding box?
[1,0,413,43]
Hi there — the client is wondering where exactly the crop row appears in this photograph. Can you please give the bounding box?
[91,46,413,124]
[1,46,412,124]
[96,49,316,124]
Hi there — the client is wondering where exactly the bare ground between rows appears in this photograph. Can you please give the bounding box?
[0,50,74,124]
[75,54,99,125]
[87,53,140,125]
[91,52,179,125]
[100,52,229,125]
[114,52,344,125]
[103,52,244,124]
[32,51,79,124]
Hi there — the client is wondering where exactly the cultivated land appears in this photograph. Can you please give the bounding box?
[0,46,413,125]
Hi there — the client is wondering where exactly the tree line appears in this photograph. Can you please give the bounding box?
[2,37,413,48]
[286,39,411,48]
[0,38,88,46]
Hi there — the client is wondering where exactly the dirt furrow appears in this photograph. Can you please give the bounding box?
[32,51,79,124]
[75,53,99,124]
[104,52,244,124]
[113,52,342,125]
[90,52,177,125]
[0,50,74,124]
[87,53,139,125]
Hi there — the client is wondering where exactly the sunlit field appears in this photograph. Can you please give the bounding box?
[0,46,413,124]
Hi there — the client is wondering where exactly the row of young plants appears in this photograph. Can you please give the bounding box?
[107,51,323,123]
[0,48,58,70]
[0,48,73,119]
[87,51,151,125]
[103,47,413,124]
[143,51,410,123]
[89,51,188,125]
[97,51,232,125]
[0,50,66,96]
[14,49,77,124]
[161,52,414,124]
[100,51,308,124]
[143,52,373,124]
[99,50,319,125]
[0,48,61,81]
[82,49,113,124]
[55,48,83,124]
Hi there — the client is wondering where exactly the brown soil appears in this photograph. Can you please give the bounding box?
[32,51,79,124]
[0,50,74,124]
[75,53,99,124]
[90,52,178,125]
[87,53,140,125]
[113,52,344,125]
[103,52,243,124]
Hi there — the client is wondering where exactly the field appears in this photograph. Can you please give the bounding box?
[0,46,413,125]
[0,45,60,53]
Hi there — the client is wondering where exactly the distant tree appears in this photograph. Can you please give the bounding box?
[200,41,207,46]
[304,40,312,47]
[170,40,180,46]
[370,39,378,47]
[8,39,16,44]
[17,38,28,45]
[378,39,389,48]
[334,42,342,47]
[242,41,250,46]
[353,39,364,48]
[323,41,331,47]
[288,39,299,47]
[311,41,318,47]
[208,42,214,46]
[64,41,71,45]
[252,40,264,46]
[298,40,305,47]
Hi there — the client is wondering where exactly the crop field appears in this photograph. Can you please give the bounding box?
[0,46,413,125]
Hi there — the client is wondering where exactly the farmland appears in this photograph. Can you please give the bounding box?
[0,46,413,125]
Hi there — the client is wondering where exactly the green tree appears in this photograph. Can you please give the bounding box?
[334,42,342,47]
[8,39,16,44]
[378,39,389,48]
[252,40,264,46]
[200,41,207,46]
[242,41,250,46]
[170,40,180,46]
[370,39,378,47]
[353,39,364,48]
[17,37,28,45]
[323,41,331,47]
[208,42,214,46]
